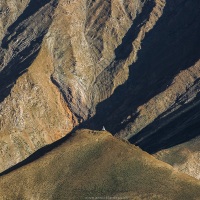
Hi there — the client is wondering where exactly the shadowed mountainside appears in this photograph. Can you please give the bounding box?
[87,0,200,140]
[0,0,200,180]
[0,0,58,103]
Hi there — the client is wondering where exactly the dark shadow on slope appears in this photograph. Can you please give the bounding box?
[0,0,58,103]
[83,0,200,150]
[0,128,78,176]
[1,0,57,49]
[0,35,44,103]
[115,0,155,60]
[129,94,200,153]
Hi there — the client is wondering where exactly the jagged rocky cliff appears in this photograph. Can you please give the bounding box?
[0,0,200,179]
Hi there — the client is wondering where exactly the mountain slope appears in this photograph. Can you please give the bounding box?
[155,135,200,180]
[0,0,200,179]
[0,129,200,200]
[0,0,162,172]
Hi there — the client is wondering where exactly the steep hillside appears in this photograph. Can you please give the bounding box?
[0,0,200,179]
[1,129,200,200]
[155,135,200,180]
[0,0,163,172]
[0,0,74,172]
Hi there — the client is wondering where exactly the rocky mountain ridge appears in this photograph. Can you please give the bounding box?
[0,0,200,180]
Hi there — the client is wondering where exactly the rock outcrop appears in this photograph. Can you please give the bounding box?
[0,0,74,172]
[0,0,200,180]
[1,129,200,200]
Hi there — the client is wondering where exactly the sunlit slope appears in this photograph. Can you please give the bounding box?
[155,135,200,180]
[0,129,200,200]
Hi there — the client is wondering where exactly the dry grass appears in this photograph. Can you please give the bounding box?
[0,129,200,200]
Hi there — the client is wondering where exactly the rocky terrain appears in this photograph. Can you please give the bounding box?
[155,135,200,180]
[0,0,200,185]
[1,129,200,200]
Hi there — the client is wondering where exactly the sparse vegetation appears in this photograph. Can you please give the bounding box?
[0,130,200,199]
